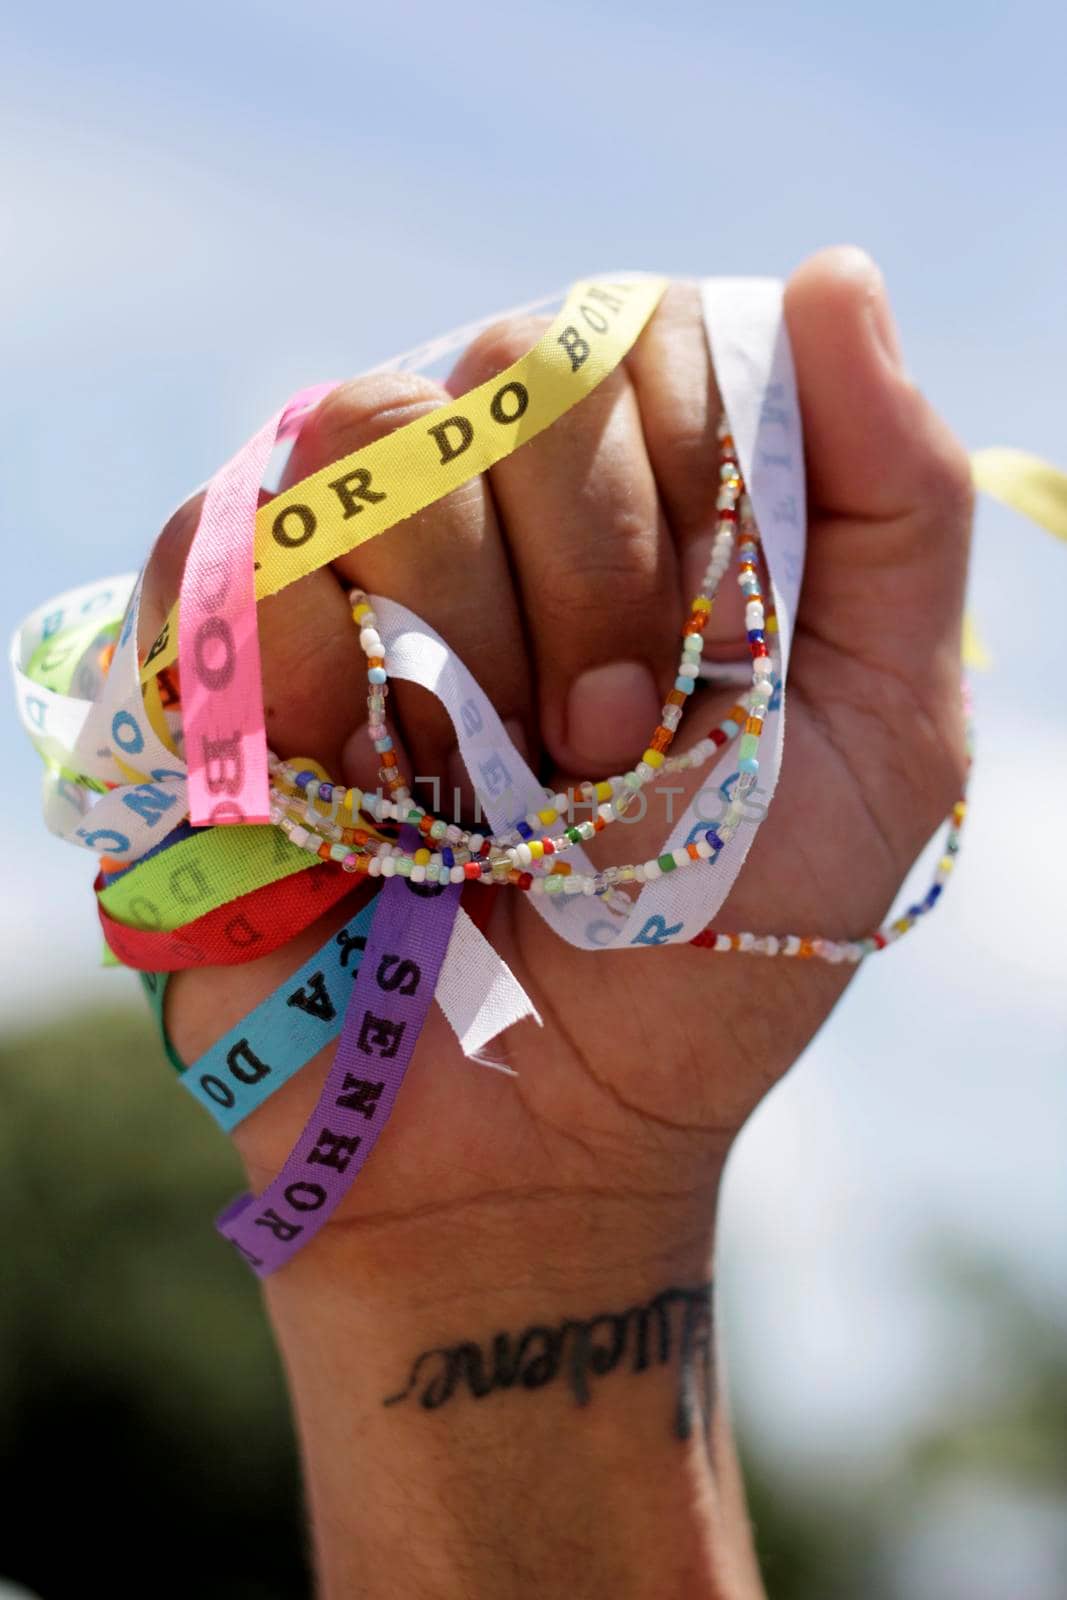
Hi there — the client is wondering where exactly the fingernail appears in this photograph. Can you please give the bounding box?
[835,246,905,373]
[566,661,661,768]
[862,260,905,372]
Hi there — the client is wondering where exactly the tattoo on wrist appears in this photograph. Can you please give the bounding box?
[383,1282,714,1442]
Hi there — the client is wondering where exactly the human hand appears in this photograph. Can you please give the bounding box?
[154,249,970,1262]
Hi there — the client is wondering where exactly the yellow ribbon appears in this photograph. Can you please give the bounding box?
[141,275,668,683]
[971,449,1067,544]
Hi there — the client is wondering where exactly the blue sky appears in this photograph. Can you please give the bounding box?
[2,0,1065,1556]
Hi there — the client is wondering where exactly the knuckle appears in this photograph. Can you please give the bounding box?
[552,509,666,625]
[308,372,451,457]
[455,315,552,385]
[915,426,975,538]
[656,414,719,508]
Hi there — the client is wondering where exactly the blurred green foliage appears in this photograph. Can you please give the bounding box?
[0,1005,308,1599]
[1,1005,1064,1598]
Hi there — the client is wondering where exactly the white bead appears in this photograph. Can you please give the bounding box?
[714,933,732,953]
[753,659,774,679]
[784,935,801,957]
[359,628,383,654]
[289,825,309,848]
[531,877,545,894]
[381,857,396,877]
[762,936,780,956]
[696,840,713,859]
[672,848,689,869]
[581,877,596,895]
[738,931,755,951]
[515,843,533,867]
[633,863,647,881]
[644,859,662,881]
[598,803,614,823]
[368,857,382,876]
[564,876,582,894]
[411,865,426,883]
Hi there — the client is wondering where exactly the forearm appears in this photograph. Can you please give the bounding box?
[263,1187,765,1600]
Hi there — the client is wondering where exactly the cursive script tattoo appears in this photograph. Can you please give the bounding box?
[383,1282,714,1443]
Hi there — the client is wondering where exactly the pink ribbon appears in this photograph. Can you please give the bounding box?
[179,382,338,825]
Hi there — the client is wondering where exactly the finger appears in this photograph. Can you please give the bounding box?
[447,316,680,775]
[625,281,747,654]
[280,374,534,809]
[784,246,973,679]
[140,490,360,774]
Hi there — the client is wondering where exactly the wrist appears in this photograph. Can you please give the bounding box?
[258,1183,766,1600]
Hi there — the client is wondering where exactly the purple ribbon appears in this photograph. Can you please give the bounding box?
[217,841,462,1276]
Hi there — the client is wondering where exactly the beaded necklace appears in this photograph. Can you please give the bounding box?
[264,418,969,964]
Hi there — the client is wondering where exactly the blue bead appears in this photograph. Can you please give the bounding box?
[516,820,533,840]
[675,675,696,693]
[442,847,454,867]
[705,830,724,851]
[373,736,393,753]
[295,770,315,789]
[368,667,387,685]
[318,782,333,800]
[738,756,759,773]
[722,719,739,737]
[746,629,764,644]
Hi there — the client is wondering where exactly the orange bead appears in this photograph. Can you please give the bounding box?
[650,726,672,753]
[686,842,701,861]
[798,938,815,959]
[684,616,706,635]
[317,842,332,861]
[666,688,687,707]
[744,716,763,736]
[380,751,398,769]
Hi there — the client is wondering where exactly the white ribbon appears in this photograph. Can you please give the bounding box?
[9,274,806,1056]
